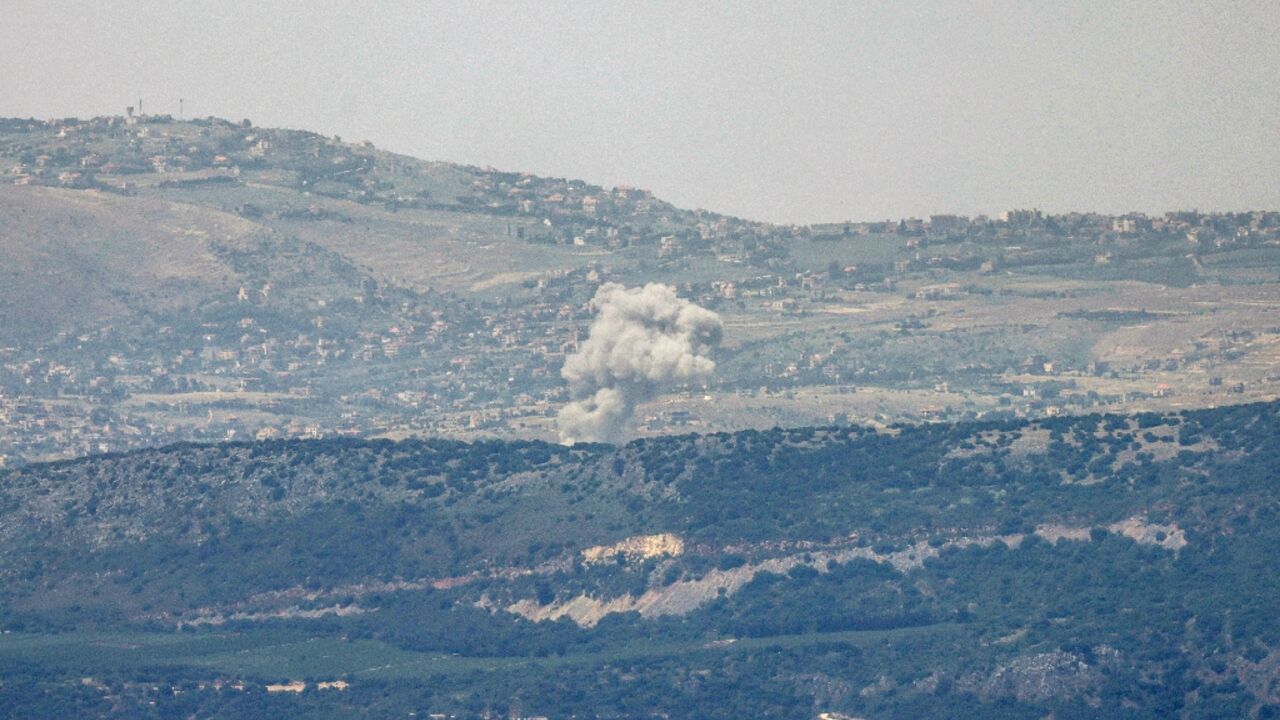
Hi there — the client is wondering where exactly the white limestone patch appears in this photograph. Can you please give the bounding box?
[581,533,685,565]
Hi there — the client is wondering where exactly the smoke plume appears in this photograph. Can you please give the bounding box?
[557,283,722,444]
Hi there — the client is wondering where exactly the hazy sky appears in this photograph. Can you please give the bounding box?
[4,1,1278,223]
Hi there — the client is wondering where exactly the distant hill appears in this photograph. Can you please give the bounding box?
[2,114,785,344]
[1,402,1279,717]
[2,114,1280,464]
[0,114,760,314]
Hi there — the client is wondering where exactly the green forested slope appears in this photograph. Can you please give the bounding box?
[1,401,1279,718]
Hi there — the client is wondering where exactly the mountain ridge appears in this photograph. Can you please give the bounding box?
[1,400,1278,717]
[3,112,1280,474]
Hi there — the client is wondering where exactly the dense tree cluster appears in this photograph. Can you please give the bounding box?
[2,402,1279,717]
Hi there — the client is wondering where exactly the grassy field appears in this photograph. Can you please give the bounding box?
[0,623,964,682]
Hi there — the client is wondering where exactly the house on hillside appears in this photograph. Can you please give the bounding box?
[914,283,964,300]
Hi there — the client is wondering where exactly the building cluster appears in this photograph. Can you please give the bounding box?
[2,116,1278,462]
[808,209,1280,248]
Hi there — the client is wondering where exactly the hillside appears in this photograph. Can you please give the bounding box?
[3,115,1280,463]
[1,402,1278,717]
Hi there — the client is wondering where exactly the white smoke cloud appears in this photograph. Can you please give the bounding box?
[557,283,723,444]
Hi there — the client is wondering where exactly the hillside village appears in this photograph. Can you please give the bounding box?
[2,114,1280,464]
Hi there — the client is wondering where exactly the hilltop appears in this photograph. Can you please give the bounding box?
[2,114,1280,463]
[1,401,1278,717]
